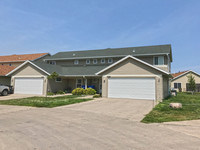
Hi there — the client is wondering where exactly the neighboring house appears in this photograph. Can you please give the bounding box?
[171,70,200,92]
[0,53,50,85]
[7,44,172,102]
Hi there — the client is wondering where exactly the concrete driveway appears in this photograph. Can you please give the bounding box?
[0,98,200,150]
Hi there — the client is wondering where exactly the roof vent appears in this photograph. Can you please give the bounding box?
[132,50,136,52]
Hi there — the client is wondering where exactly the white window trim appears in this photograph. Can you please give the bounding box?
[174,82,182,89]
[93,59,97,64]
[76,78,82,88]
[108,58,113,63]
[86,59,90,64]
[101,58,105,64]
[55,77,62,82]
[74,60,79,65]
[153,56,164,65]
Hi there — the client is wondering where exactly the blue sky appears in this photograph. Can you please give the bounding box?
[0,0,200,73]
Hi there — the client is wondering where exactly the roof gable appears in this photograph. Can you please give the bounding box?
[96,55,170,75]
[6,61,50,76]
[172,70,200,81]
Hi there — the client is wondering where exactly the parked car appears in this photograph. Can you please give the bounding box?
[0,84,13,96]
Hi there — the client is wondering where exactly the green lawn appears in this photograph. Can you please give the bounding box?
[142,92,200,123]
[0,95,93,108]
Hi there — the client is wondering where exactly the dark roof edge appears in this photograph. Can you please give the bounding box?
[52,44,172,55]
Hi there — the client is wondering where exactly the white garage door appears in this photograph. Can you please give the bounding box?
[14,78,44,95]
[108,78,155,100]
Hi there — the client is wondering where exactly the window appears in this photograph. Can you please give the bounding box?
[93,59,97,64]
[153,56,164,65]
[174,83,181,89]
[76,79,82,88]
[101,58,105,64]
[55,77,62,82]
[49,61,56,65]
[74,60,79,65]
[9,64,12,66]
[86,59,90,64]
[108,58,113,63]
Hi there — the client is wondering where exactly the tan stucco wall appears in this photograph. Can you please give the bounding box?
[10,63,48,96]
[0,76,11,85]
[100,58,167,101]
[171,72,200,92]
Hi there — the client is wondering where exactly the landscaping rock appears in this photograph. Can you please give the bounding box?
[169,103,182,109]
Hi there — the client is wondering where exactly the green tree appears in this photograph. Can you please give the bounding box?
[187,74,196,95]
[48,72,59,80]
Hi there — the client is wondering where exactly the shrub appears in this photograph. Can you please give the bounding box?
[47,92,54,96]
[56,90,65,95]
[72,88,85,95]
[93,94,101,98]
[85,88,96,95]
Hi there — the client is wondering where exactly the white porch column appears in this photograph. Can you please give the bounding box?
[85,78,87,89]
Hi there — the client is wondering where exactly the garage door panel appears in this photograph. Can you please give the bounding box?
[14,78,44,95]
[108,78,155,100]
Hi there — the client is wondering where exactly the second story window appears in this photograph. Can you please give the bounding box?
[74,60,79,65]
[93,59,97,64]
[49,61,56,65]
[9,64,12,66]
[108,58,113,63]
[101,58,105,64]
[86,59,90,64]
[153,56,164,65]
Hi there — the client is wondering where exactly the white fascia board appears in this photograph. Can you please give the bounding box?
[6,60,50,76]
[43,53,169,61]
[96,55,170,75]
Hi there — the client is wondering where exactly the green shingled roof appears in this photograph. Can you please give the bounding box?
[46,44,172,61]
[33,61,108,76]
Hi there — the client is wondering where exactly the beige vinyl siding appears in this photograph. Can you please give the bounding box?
[47,78,76,93]
[163,76,169,98]
[137,55,168,65]
[100,58,166,102]
[11,64,47,76]
[0,76,11,85]
[53,57,121,66]
[171,72,200,92]
[157,66,169,72]
[48,78,68,93]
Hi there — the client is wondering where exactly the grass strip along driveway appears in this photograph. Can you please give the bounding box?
[142,92,200,123]
[0,95,93,108]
